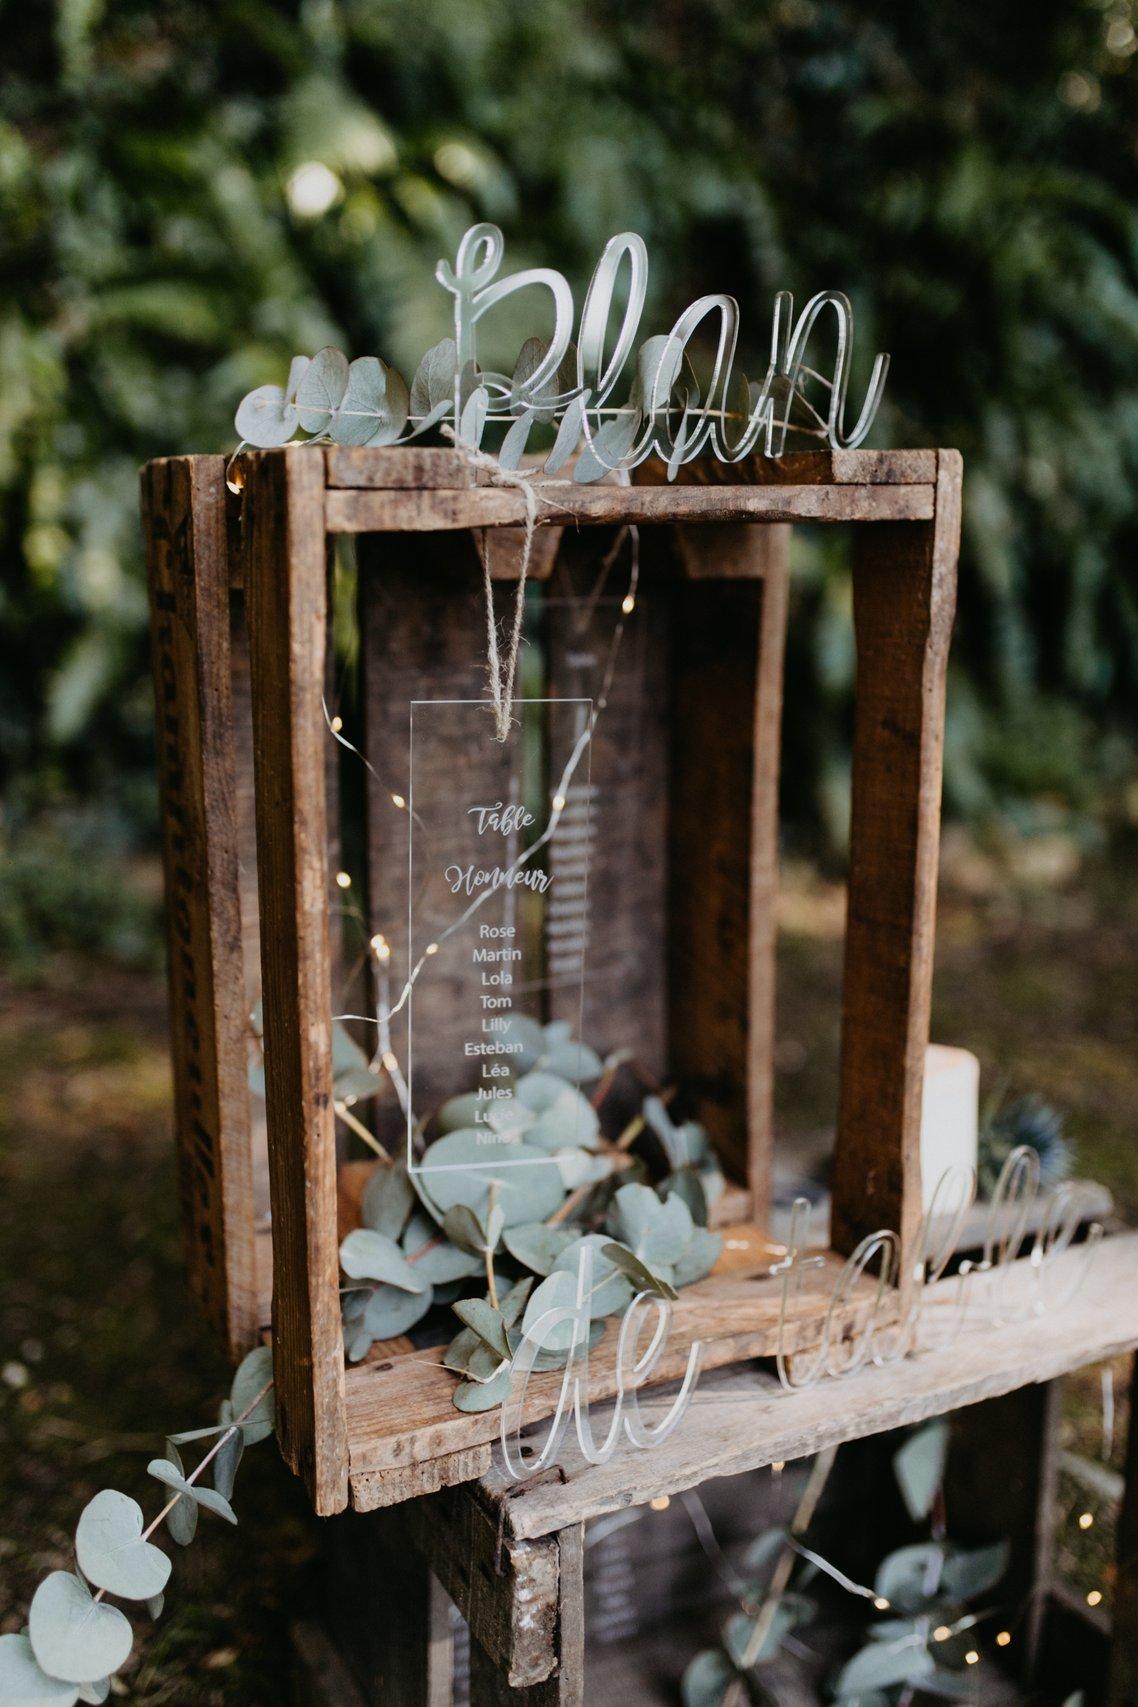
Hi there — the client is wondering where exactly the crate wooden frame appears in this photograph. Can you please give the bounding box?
[144,444,963,1519]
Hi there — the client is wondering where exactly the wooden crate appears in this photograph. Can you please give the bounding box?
[142,444,961,1517]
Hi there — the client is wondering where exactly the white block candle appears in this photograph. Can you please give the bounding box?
[920,1044,980,1210]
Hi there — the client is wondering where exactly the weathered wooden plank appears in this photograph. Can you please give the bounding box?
[326,445,476,489]
[403,1488,562,1689]
[243,445,349,1513]
[665,526,785,1205]
[831,448,962,1264]
[468,1525,584,1706]
[326,445,936,490]
[325,481,935,535]
[343,1238,882,1482]
[351,1446,494,1511]
[142,455,258,1360]
[484,1230,1138,1540]
[543,534,669,1075]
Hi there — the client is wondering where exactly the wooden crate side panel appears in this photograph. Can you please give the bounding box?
[243,447,349,1512]
[664,541,774,1194]
[832,450,961,1262]
[544,531,670,1076]
[142,455,258,1359]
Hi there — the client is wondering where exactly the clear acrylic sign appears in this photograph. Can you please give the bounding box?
[406,697,594,1182]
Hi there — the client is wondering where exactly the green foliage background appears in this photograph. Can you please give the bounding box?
[2,0,1137,950]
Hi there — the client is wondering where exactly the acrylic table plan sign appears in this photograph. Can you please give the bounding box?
[401,695,596,1196]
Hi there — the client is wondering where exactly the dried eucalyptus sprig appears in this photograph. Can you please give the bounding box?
[0,1348,275,1704]
[327,1018,726,1409]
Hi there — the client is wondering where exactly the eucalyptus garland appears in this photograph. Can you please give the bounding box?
[0,1349,274,1704]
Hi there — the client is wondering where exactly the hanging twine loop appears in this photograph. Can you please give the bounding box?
[443,427,541,741]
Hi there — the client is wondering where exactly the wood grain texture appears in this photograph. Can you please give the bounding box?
[325,481,935,535]
[243,446,349,1512]
[403,1488,561,1688]
[468,1525,584,1706]
[325,445,935,491]
[351,1446,494,1512]
[664,529,784,1202]
[142,456,258,1359]
[831,449,962,1264]
[484,1230,1138,1539]
[343,1238,883,1489]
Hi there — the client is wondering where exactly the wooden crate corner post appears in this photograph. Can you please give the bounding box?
[242,446,350,1514]
[142,453,259,1362]
[831,449,962,1267]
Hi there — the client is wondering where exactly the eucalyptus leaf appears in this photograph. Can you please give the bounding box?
[417,1132,564,1226]
[410,338,458,416]
[893,1420,949,1521]
[520,1269,582,1352]
[499,1276,534,1327]
[553,1234,633,1318]
[452,1298,511,1362]
[940,1539,1010,1602]
[146,1460,237,1524]
[436,1091,489,1134]
[502,1222,578,1276]
[601,1240,677,1300]
[159,1444,197,1546]
[329,356,394,447]
[454,1366,513,1411]
[554,1148,612,1191]
[874,1542,945,1614]
[334,1064,383,1104]
[74,1490,172,1602]
[360,1281,433,1344]
[573,408,643,484]
[609,1182,692,1267]
[673,1226,722,1286]
[402,1211,484,1282]
[515,1071,599,1150]
[229,1344,275,1443]
[212,1425,245,1501]
[680,1647,738,1707]
[442,1203,489,1256]
[544,392,586,474]
[28,1573,133,1688]
[77,1682,110,1706]
[833,1639,934,1695]
[294,346,349,435]
[541,1034,604,1083]
[498,408,536,470]
[340,1228,427,1291]
[145,1595,164,1622]
[459,384,489,447]
[361,1160,414,1242]
[0,1631,78,1705]
[661,1168,709,1228]
[234,384,297,448]
[741,1527,788,1583]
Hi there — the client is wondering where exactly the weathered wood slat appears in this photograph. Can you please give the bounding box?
[344,1237,882,1489]
[243,446,349,1513]
[468,1526,584,1707]
[319,1510,454,1707]
[831,448,962,1264]
[1109,1356,1138,1705]
[664,526,785,1203]
[142,455,258,1359]
[326,445,936,490]
[325,481,935,535]
[483,1230,1138,1540]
